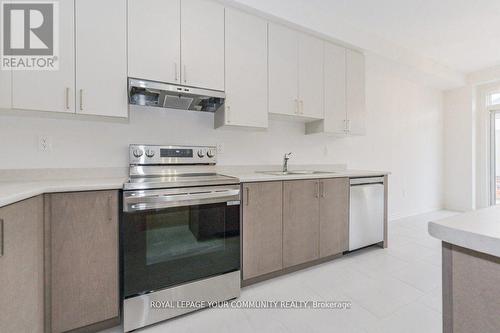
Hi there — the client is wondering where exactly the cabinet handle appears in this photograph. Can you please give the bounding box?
[0,218,4,257]
[320,181,324,198]
[299,100,304,114]
[65,87,70,110]
[107,196,113,222]
[174,63,179,81]
[227,105,231,124]
[315,181,319,198]
[183,65,187,84]
[245,187,249,206]
[347,119,351,132]
[79,89,83,111]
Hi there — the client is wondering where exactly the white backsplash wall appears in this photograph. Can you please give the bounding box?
[0,54,444,219]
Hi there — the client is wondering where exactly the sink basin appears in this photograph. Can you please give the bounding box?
[258,170,334,176]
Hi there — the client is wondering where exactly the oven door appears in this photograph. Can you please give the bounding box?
[122,185,240,299]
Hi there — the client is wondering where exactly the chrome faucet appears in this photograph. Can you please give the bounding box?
[282,152,293,172]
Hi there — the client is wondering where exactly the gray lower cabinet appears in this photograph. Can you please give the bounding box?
[242,182,283,280]
[283,179,320,267]
[319,178,349,257]
[46,190,119,333]
[0,196,44,333]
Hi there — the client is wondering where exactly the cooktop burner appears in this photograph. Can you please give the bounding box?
[123,145,239,190]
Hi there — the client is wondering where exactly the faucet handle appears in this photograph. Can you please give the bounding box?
[284,152,293,159]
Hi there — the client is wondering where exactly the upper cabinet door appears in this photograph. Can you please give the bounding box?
[220,8,268,128]
[323,42,347,134]
[181,0,224,91]
[75,0,128,117]
[12,0,75,113]
[346,49,366,135]
[268,23,299,116]
[298,33,324,119]
[128,0,181,84]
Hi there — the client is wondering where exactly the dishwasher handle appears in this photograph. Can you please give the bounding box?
[350,177,385,186]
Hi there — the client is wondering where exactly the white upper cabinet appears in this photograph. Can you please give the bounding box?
[268,23,299,117]
[298,33,324,119]
[75,0,127,117]
[268,23,324,120]
[216,8,268,128]
[181,0,224,91]
[0,70,11,109]
[12,0,75,113]
[323,42,347,134]
[128,0,181,84]
[346,49,366,135]
[306,44,366,136]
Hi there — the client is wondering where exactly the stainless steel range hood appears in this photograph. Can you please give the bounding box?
[128,78,225,112]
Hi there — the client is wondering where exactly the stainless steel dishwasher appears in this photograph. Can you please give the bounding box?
[349,177,385,251]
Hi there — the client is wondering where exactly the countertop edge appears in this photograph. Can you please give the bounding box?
[0,169,390,208]
[428,221,500,258]
[0,181,124,208]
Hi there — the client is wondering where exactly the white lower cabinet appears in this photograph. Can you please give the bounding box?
[75,0,128,117]
[12,0,75,113]
[215,8,268,129]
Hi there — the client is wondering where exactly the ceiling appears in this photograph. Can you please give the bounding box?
[230,0,500,76]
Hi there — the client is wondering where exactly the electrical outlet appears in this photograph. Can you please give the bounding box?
[38,136,52,152]
[216,143,224,154]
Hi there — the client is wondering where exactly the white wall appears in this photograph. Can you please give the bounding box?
[0,54,444,220]
[443,86,475,211]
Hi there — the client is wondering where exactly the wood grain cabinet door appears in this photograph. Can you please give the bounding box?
[283,180,320,267]
[319,178,349,257]
[47,191,119,333]
[242,182,283,280]
[0,196,44,333]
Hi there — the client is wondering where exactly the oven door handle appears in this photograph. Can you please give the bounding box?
[124,189,240,212]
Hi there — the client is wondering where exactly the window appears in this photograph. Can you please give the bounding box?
[488,92,500,106]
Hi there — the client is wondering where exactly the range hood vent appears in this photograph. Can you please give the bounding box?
[128,78,225,113]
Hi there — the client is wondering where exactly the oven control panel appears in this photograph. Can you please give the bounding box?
[130,144,217,165]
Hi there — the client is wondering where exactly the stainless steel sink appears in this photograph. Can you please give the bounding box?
[258,170,334,176]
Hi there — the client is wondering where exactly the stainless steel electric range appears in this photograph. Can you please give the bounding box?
[121,144,241,332]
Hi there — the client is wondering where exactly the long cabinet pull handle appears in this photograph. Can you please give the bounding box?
[315,181,319,198]
[300,100,304,114]
[107,196,113,222]
[0,218,4,257]
[320,181,324,198]
[183,65,187,83]
[174,63,178,81]
[245,187,249,206]
[79,89,83,111]
[65,87,70,110]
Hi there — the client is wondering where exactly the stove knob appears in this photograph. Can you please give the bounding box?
[197,149,205,158]
[133,149,143,158]
[206,149,215,158]
[145,149,155,158]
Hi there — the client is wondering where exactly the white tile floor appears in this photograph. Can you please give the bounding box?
[102,210,458,333]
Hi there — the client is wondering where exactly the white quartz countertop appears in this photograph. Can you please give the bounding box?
[219,169,388,182]
[0,166,389,208]
[428,206,500,258]
[0,178,126,208]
